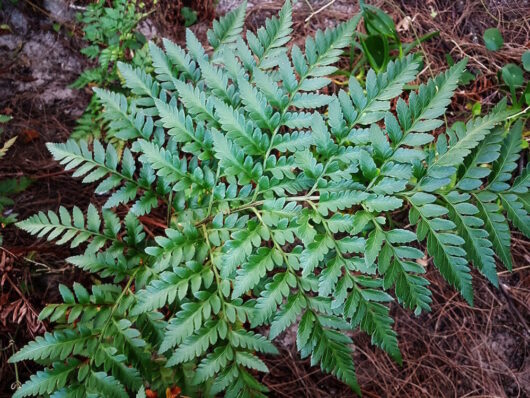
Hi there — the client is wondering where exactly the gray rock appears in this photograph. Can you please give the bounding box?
[6,7,29,35]
[43,0,76,24]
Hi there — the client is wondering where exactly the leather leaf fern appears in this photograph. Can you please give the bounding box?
[12,1,527,397]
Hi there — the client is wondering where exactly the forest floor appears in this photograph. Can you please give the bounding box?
[0,0,529,397]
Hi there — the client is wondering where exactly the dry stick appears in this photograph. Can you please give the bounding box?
[303,0,314,13]
[478,0,500,23]
[305,0,336,23]
[9,335,21,390]
[498,265,530,275]
[21,0,81,36]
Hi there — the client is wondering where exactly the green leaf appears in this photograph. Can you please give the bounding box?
[501,63,524,91]
[456,126,503,191]
[409,193,473,304]
[269,293,306,339]
[233,248,280,298]
[250,0,293,68]
[193,344,234,384]
[133,265,212,314]
[483,28,503,51]
[346,288,401,363]
[361,35,389,71]
[474,192,512,269]
[361,3,398,40]
[167,320,222,366]
[159,292,221,353]
[300,234,334,276]
[429,105,510,178]
[13,4,526,397]
[298,314,360,394]
[489,120,523,192]
[16,205,117,254]
[9,330,90,363]
[499,192,530,238]
[522,50,530,72]
[365,227,385,268]
[444,192,498,286]
[254,272,296,325]
[12,359,79,398]
[230,329,278,354]
[212,130,261,185]
[208,1,247,50]
[86,371,128,398]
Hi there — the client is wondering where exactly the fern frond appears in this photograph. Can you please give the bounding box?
[86,371,128,398]
[162,38,198,81]
[230,329,278,354]
[16,204,118,253]
[144,227,203,272]
[500,192,530,237]
[297,311,360,394]
[167,320,223,366]
[94,345,142,390]
[193,344,234,384]
[254,272,297,325]
[46,139,158,210]
[408,193,473,304]
[377,229,432,315]
[346,283,402,363]
[13,359,79,398]
[394,59,466,143]
[488,120,523,192]
[456,127,503,191]
[248,0,292,68]
[94,88,147,140]
[347,54,420,125]
[133,264,213,313]
[9,330,91,363]
[159,292,222,353]
[117,62,159,105]
[429,104,510,178]
[443,191,498,286]
[208,1,247,51]
[212,130,262,185]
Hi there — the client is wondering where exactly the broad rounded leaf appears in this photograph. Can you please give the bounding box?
[483,28,503,51]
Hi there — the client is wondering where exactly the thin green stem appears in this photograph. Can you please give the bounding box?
[201,225,227,311]
[195,195,320,227]
[250,207,302,290]
[206,163,222,218]
[90,267,139,366]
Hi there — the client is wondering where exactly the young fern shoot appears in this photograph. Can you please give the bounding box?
[12,1,528,397]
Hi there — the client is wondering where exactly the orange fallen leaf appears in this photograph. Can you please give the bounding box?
[166,386,182,398]
[145,389,158,398]
[22,129,39,143]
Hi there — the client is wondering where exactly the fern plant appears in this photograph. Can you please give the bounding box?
[11,1,529,396]
[72,0,150,140]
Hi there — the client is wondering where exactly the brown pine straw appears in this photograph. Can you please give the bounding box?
[261,256,529,397]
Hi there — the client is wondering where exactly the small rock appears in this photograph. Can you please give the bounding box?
[43,0,76,24]
[6,7,29,35]
[137,19,159,41]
